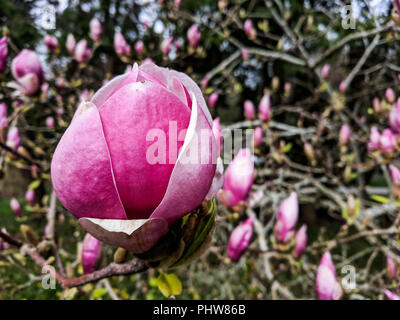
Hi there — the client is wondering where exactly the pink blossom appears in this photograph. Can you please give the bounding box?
[380,128,396,156]
[135,40,144,54]
[114,32,130,56]
[258,94,271,122]
[274,192,299,243]
[228,216,254,262]
[241,48,249,61]
[218,149,254,207]
[316,252,342,300]
[11,49,44,95]
[6,127,20,150]
[368,127,380,152]
[25,189,34,204]
[321,64,330,79]
[208,92,219,107]
[254,126,263,147]
[244,19,256,38]
[0,102,7,129]
[0,36,8,72]
[44,35,59,53]
[51,63,219,254]
[244,100,255,120]
[339,124,351,146]
[89,18,102,42]
[10,197,22,217]
[387,256,397,279]
[384,290,400,300]
[294,224,307,259]
[81,233,102,274]
[386,88,396,104]
[187,25,201,47]
[66,34,76,55]
[75,39,91,63]
[161,37,173,55]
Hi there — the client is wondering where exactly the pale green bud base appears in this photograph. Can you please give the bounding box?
[135,198,217,269]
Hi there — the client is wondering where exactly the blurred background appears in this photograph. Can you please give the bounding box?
[0,0,399,300]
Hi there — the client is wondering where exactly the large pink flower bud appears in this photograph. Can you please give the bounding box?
[321,64,330,79]
[384,290,400,300]
[228,216,254,262]
[208,92,219,107]
[254,126,263,147]
[368,126,380,152]
[212,117,222,154]
[75,40,91,63]
[0,36,8,72]
[66,34,76,55]
[44,35,59,53]
[10,197,22,217]
[387,256,397,278]
[380,129,396,156]
[386,88,396,104]
[294,224,307,260]
[81,233,102,274]
[135,40,144,55]
[339,124,351,146]
[258,94,271,122]
[25,189,35,204]
[316,252,342,300]
[161,37,173,55]
[0,102,7,128]
[218,149,254,207]
[114,32,130,56]
[274,192,299,243]
[244,19,256,39]
[51,63,219,254]
[11,49,44,95]
[187,25,201,48]
[244,100,255,120]
[89,18,102,42]
[6,127,20,150]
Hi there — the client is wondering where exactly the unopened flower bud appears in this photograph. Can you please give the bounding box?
[339,124,351,146]
[294,224,307,259]
[304,142,315,165]
[208,92,219,108]
[387,256,397,279]
[386,88,396,104]
[228,216,254,262]
[20,224,39,245]
[258,94,271,122]
[321,64,330,79]
[10,197,22,217]
[368,127,381,152]
[316,252,342,300]
[274,192,299,243]
[254,126,263,147]
[244,100,255,120]
[380,129,396,156]
[81,233,102,274]
[25,189,34,204]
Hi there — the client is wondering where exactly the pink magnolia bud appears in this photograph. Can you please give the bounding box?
[244,19,256,38]
[373,97,381,113]
[51,63,219,254]
[389,103,400,133]
[339,81,347,93]
[244,100,255,120]
[339,124,351,146]
[218,149,254,207]
[0,36,8,72]
[274,192,299,243]
[11,49,44,95]
[201,77,209,89]
[187,24,201,48]
[25,189,35,204]
[384,289,400,300]
[321,64,330,79]
[43,35,59,53]
[316,252,342,300]
[135,40,144,54]
[389,164,400,189]
[294,224,307,260]
[258,94,271,122]
[380,129,396,156]
[208,92,219,107]
[368,126,380,152]
[6,127,20,150]
[387,256,397,278]
[114,32,130,56]
[228,216,254,262]
[46,116,55,129]
[66,34,76,55]
[75,40,91,63]
[254,126,263,147]
[1,228,11,249]
[81,233,102,274]
[10,197,22,217]
[241,48,249,61]
[89,18,102,42]
[212,117,223,154]
[0,102,7,129]
[386,88,396,104]
[161,36,173,55]
[174,40,182,50]
[174,0,182,8]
